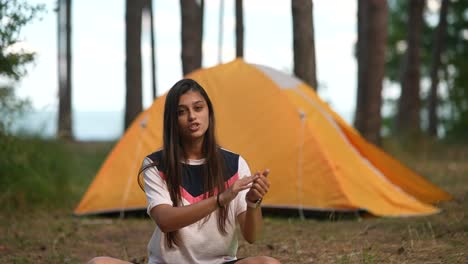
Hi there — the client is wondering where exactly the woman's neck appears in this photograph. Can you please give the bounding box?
[182,138,204,160]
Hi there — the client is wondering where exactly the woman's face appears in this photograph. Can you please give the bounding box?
[177,90,210,143]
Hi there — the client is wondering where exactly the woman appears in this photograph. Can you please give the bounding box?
[89,79,279,264]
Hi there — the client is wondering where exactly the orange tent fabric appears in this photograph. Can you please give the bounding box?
[75,59,451,216]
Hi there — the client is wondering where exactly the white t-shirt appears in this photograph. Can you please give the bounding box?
[142,149,251,264]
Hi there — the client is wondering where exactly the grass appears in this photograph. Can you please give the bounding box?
[0,136,114,211]
[0,137,467,263]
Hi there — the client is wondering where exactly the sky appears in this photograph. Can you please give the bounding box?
[17,0,358,122]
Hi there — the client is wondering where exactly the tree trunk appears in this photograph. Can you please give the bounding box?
[218,0,224,63]
[292,0,317,90]
[397,0,425,138]
[125,0,144,129]
[354,0,388,145]
[235,0,244,58]
[58,0,73,139]
[355,0,366,138]
[145,0,157,100]
[180,0,204,75]
[428,0,449,137]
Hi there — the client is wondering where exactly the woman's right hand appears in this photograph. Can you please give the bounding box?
[219,175,258,206]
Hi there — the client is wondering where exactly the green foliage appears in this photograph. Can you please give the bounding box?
[0,0,44,135]
[386,0,408,82]
[0,137,114,212]
[0,0,45,80]
[0,85,30,134]
[386,0,435,82]
[385,0,468,141]
[443,0,468,140]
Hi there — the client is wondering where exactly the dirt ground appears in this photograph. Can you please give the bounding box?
[1,144,467,263]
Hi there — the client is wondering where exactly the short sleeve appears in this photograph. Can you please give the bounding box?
[235,155,251,216]
[142,157,173,216]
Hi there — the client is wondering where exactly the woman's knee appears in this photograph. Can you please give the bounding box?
[87,256,131,264]
[260,256,281,264]
[87,257,106,264]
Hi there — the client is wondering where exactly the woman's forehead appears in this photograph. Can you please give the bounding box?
[178,90,205,105]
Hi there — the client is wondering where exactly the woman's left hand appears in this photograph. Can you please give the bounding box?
[246,169,270,203]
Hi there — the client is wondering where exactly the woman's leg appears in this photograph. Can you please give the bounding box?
[87,256,133,264]
[235,256,281,264]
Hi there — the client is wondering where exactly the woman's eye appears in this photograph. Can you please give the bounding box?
[195,106,203,111]
[177,109,185,115]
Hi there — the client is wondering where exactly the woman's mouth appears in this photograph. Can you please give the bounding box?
[189,123,200,132]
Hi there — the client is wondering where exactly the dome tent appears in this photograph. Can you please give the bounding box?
[75,59,451,216]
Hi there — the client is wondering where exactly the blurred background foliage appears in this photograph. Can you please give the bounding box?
[385,0,468,141]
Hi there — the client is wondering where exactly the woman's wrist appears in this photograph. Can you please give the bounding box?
[246,197,262,209]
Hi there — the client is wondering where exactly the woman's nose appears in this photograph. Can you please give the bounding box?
[188,110,196,120]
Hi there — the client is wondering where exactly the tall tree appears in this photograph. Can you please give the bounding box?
[57,0,73,139]
[291,0,317,90]
[180,0,204,75]
[396,0,425,138]
[428,0,449,137]
[125,0,144,129]
[354,0,388,145]
[144,0,157,100]
[218,0,224,63]
[235,0,244,58]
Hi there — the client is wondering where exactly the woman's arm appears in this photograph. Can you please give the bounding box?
[150,196,217,233]
[238,170,270,243]
[150,175,257,233]
[237,204,263,244]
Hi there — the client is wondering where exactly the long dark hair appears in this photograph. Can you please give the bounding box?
[138,79,229,248]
